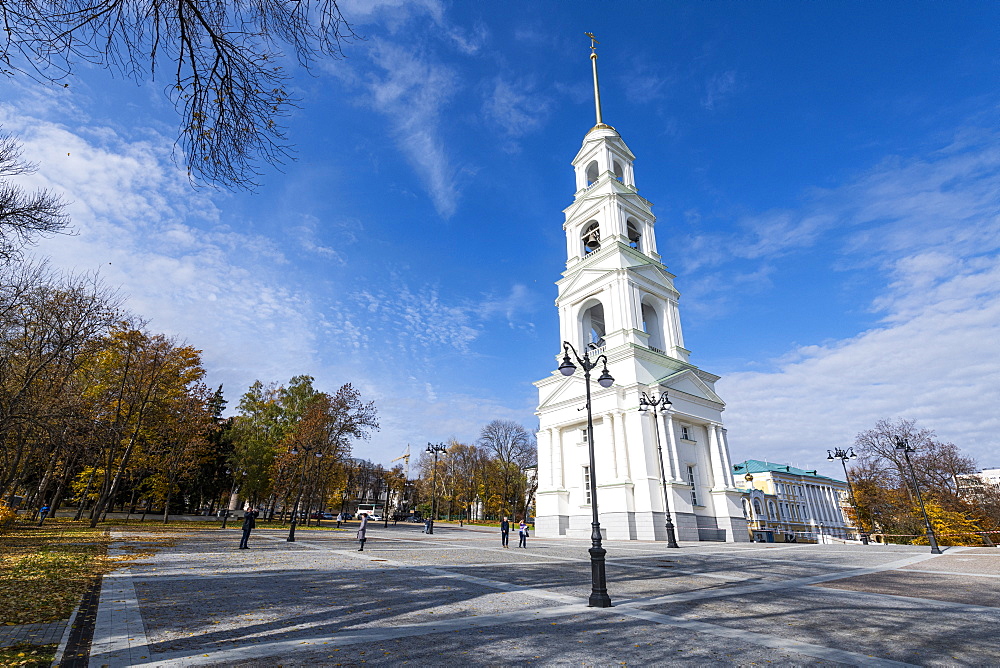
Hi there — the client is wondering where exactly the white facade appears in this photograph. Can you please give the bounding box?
[533,113,747,542]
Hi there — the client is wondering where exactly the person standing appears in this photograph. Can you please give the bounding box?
[239,507,259,549]
[518,518,528,548]
[357,513,369,551]
[500,516,510,548]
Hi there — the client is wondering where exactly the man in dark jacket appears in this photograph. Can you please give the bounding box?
[500,516,510,548]
[239,507,259,549]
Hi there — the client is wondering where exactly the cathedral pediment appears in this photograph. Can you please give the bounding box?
[535,373,590,413]
[656,369,725,407]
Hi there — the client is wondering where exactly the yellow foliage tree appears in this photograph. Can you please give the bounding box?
[915,500,989,547]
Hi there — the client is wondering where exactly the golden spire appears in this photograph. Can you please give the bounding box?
[585,32,604,126]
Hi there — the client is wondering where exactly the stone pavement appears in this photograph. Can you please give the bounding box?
[85,523,1000,666]
[0,621,65,648]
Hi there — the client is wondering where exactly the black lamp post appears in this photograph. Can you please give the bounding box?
[638,391,679,549]
[826,447,869,545]
[383,472,392,529]
[894,437,942,554]
[425,442,447,535]
[287,445,323,542]
[558,341,614,608]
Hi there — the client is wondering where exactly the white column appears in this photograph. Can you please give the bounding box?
[826,486,839,523]
[720,428,735,487]
[553,428,564,488]
[613,410,630,481]
[606,412,620,479]
[655,412,674,481]
[538,429,553,487]
[707,424,727,490]
[596,417,614,482]
[802,484,816,523]
[664,412,682,482]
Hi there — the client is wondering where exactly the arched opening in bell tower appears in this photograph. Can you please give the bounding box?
[585,161,599,186]
[613,160,624,182]
[580,301,606,348]
[581,221,601,255]
[641,301,664,351]
[627,219,642,251]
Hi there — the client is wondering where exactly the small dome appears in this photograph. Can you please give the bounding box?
[585,123,619,139]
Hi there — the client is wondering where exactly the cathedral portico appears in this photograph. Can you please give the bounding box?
[535,41,747,543]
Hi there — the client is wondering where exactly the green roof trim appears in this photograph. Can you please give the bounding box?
[732,459,843,484]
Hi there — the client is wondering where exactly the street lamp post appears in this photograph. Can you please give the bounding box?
[558,341,614,608]
[425,442,447,535]
[895,437,942,554]
[827,447,869,545]
[638,391,680,549]
[287,445,323,542]
[383,473,392,529]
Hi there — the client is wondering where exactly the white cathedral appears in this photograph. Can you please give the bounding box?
[534,44,747,543]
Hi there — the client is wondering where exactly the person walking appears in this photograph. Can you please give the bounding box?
[518,518,528,548]
[239,507,259,549]
[500,516,510,548]
[357,513,369,551]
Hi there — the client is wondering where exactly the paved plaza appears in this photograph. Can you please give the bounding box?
[81,523,999,666]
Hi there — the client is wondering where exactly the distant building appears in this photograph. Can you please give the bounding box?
[957,468,1000,501]
[732,460,854,543]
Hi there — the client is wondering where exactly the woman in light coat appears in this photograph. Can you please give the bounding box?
[357,513,369,551]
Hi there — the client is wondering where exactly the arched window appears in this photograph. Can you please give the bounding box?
[581,221,601,254]
[585,161,599,186]
[641,302,664,351]
[613,160,624,181]
[626,219,641,250]
[753,499,763,516]
[581,302,606,348]
[768,501,777,520]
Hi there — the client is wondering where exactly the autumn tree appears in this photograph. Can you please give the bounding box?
[79,328,207,527]
[0,263,120,506]
[849,418,988,545]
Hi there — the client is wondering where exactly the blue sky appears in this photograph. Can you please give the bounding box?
[4,1,1000,477]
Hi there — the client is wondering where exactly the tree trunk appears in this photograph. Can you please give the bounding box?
[74,467,97,520]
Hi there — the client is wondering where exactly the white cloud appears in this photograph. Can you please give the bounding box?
[360,42,460,218]
[1,106,324,396]
[701,70,738,111]
[482,77,552,150]
[716,126,1000,471]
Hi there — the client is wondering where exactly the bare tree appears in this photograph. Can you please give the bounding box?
[0,132,68,263]
[1,0,357,189]
[478,419,536,518]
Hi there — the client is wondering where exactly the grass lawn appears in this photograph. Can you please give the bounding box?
[0,517,205,626]
[0,643,57,667]
[0,520,115,626]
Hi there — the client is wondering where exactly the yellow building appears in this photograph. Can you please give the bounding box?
[732,460,856,543]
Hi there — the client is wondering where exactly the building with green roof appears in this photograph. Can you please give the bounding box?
[732,460,857,543]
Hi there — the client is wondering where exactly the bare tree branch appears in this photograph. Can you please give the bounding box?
[0,0,357,189]
[0,131,69,263]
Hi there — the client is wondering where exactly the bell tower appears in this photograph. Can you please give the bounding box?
[535,37,748,543]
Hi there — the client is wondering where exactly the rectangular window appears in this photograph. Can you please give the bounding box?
[582,428,589,443]
[680,425,692,440]
[687,465,698,506]
[583,466,591,505]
